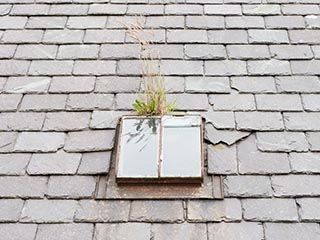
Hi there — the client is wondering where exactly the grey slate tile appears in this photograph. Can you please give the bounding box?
[14,132,65,153]
[301,94,320,111]
[29,60,74,75]
[235,112,284,131]
[20,200,78,223]
[95,77,140,93]
[290,152,320,173]
[0,153,30,175]
[275,76,320,93]
[20,94,67,111]
[90,111,127,129]
[64,130,115,152]
[237,134,291,174]
[88,4,127,15]
[0,132,18,153]
[284,112,320,131]
[94,223,151,240]
[306,132,320,151]
[0,45,16,58]
[47,176,96,199]
[223,176,272,198]
[43,30,84,44]
[231,76,276,93]
[26,17,67,29]
[0,112,45,131]
[78,151,111,174]
[265,223,320,240]
[43,112,91,131]
[243,199,298,222]
[208,222,264,240]
[188,199,242,222]
[5,77,51,93]
[0,60,30,75]
[185,77,230,93]
[130,200,184,223]
[272,175,320,197]
[0,176,47,198]
[153,223,207,240]
[0,199,24,222]
[184,44,226,59]
[36,224,94,240]
[256,132,308,152]
[208,144,237,175]
[66,94,114,110]
[75,200,130,222]
[297,198,320,221]
[11,4,50,15]
[205,5,241,15]
[0,224,37,240]
[242,4,281,15]
[255,94,303,111]
[0,94,22,111]
[28,151,81,175]
[209,91,255,111]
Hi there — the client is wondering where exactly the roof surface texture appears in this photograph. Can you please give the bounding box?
[1,0,320,239]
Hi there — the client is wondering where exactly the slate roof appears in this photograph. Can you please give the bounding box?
[1,0,320,239]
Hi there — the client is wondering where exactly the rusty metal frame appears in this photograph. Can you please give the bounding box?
[115,114,204,184]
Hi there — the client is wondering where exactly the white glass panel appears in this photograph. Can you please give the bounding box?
[117,118,160,178]
[161,116,202,178]
[162,115,201,127]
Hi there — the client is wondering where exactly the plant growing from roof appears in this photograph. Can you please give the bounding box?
[123,16,176,116]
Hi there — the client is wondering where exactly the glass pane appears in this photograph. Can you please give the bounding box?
[161,116,202,178]
[117,118,160,178]
[162,115,201,127]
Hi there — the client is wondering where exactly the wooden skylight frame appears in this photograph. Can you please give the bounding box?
[115,115,204,184]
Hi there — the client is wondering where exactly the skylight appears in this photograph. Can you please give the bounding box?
[116,115,203,184]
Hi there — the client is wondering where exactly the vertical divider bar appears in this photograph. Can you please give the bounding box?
[157,116,163,178]
[200,118,205,181]
[114,117,123,180]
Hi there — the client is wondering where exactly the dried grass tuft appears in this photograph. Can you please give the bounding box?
[122,16,175,116]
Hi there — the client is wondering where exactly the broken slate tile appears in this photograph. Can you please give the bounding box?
[208,144,237,175]
[202,109,235,129]
[237,134,290,174]
[205,123,251,145]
